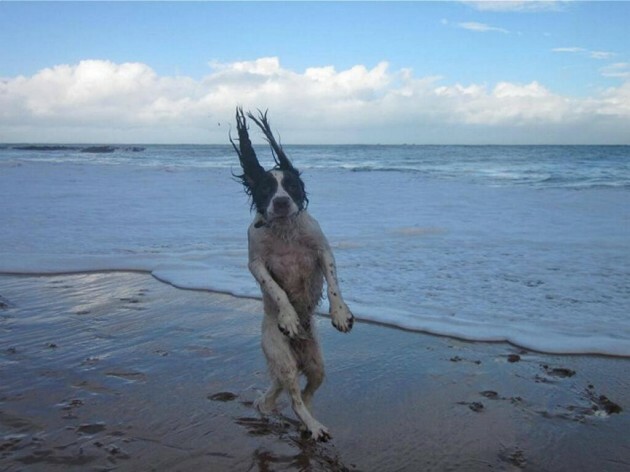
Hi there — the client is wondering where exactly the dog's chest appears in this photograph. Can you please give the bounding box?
[264,236,320,285]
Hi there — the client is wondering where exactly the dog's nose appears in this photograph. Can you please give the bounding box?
[273,196,291,212]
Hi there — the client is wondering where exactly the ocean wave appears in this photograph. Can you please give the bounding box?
[1,149,629,357]
[2,253,629,357]
[3,144,629,189]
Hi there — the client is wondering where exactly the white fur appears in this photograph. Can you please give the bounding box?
[248,204,353,441]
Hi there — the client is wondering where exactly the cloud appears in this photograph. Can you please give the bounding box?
[433,81,573,125]
[597,81,630,116]
[462,1,567,12]
[552,47,616,60]
[589,51,616,60]
[601,63,630,79]
[0,60,200,125]
[457,21,509,33]
[552,47,585,53]
[1,57,629,144]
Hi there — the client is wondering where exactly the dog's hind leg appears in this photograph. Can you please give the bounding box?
[282,370,330,441]
[255,378,283,415]
[261,318,330,441]
[301,341,325,412]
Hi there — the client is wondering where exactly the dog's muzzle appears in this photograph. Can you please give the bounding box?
[272,196,292,217]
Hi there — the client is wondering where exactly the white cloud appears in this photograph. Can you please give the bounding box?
[457,21,509,33]
[589,51,616,60]
[0,60,200,125]
[462,1,566,12]
[434,81,573,125]
[1,57,629,144]
[552,47,586,53]
[597,81,630,116]
[601,63,630,79]
[552,47,616,60]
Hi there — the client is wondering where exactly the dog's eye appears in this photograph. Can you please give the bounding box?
[259,180,274,193]
[284,177,302,193]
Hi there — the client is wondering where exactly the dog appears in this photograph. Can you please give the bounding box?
[231,108,354,441]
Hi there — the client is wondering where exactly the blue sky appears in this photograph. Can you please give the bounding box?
[1,1,629,144]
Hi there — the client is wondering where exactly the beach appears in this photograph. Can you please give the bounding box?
[1,272,628,471]
[2,0,630,469]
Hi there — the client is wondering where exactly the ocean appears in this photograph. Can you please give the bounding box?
[1,144,629,356]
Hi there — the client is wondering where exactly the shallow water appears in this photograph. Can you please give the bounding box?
[0,273,628,471]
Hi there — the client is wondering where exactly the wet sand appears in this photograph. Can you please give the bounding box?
[0,272,628,471]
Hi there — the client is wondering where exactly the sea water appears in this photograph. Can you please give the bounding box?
[1,144,628,356]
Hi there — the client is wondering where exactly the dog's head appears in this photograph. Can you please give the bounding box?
[231,108,308,222]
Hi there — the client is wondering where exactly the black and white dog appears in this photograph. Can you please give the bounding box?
[231,108,354,441]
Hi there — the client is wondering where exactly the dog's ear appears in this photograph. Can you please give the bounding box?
[247,110,297,173]
[230,107,265,191]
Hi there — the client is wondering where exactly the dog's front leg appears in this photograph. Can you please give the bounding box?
[249,258,301,338]
[321,250,354,333]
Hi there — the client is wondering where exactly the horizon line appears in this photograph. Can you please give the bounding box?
[3,142,630,147]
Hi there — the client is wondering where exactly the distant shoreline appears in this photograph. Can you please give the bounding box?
[2,143,630,148]
[10,145,145,153]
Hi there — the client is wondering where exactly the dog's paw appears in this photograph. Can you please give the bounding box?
[331,303,354,333]
[254,396,275,415]
[303,423,332,442]
[277,310,300,338]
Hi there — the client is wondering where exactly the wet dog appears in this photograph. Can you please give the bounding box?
[231,108,354,440]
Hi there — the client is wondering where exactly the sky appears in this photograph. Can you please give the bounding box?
[1,1,629,145]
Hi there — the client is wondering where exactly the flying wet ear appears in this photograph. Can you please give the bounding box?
[247,110,298,172]
[230,107,265,192]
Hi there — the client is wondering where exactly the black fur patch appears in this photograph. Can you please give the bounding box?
[280,170,308,211]
[250,173,278,215]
